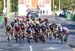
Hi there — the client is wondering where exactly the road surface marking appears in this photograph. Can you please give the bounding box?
[43,47,57,50]
[0,49,3,51]
[29,45,33,51]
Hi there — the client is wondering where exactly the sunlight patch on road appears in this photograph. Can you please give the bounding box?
[73,48,75,51]
[43,47,57,50]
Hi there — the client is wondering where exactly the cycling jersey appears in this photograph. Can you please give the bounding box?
[49,23,57,30]
[41,26,46,32]
[63,27,69,34]
[6,26,11,31]
[21,25,25,30]
[11,22,15,27]
[18,21,23,26]
[15,25,20,32]
[63,27,69,31]
[58,26,64,33]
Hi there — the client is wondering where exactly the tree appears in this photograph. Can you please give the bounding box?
[71,0,75,10]
[0,0,75,12]
[0,0,3,12]
[10,0,18,12]
[51,0,75,10]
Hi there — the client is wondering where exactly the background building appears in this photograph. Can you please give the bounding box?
[0,0,75,16]
[18,0,51,16]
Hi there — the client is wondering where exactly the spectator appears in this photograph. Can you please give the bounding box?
[4,17,8,26]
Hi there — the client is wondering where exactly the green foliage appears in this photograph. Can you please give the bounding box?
[10,0,18,12]
[0,0,75,12]
[0,0,3,12]
[51,0,75,10]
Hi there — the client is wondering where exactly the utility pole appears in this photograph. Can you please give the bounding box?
[59,0,61,11]
[3,0,5,10]
[3,0,7,16]
[53,0,55,16]
[7,0,10,18]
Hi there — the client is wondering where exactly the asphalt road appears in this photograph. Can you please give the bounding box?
[0,16,75,51]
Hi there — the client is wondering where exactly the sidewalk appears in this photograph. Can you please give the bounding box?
[57,17,75,25]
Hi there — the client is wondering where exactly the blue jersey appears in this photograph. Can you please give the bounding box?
[18,21,23,26]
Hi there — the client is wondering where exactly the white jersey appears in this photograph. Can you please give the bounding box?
[59,26,63,32]
[63,27,69,32]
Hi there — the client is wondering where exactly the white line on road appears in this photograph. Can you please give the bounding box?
[43,47,57,51]
[29,44,33,51]
[69,30,75,32]
[0,49,3,50]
